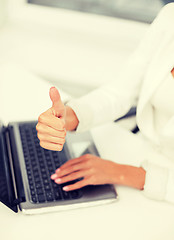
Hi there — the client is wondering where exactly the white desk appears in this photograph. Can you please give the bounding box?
[0,65,174,240]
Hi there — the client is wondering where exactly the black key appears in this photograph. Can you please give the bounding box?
[54,190,62,200]
[40,163,45,168]
[38,194,45,203]
[43,179,49,185]
[42,173,48,179]
[47,160,52,166]
[25,162,30,170]
[31,190,36,196]
[29,179,33,185]
[32,165,39,171]
[31,160,36,166]
[46,192,53,201]
[52,182,59,189]
[44,184,51,191]
[41,168,46,174]
[54,162,60,168]
[35,183,42,189]
[37,153,42,158]
[49,170,55,175]
[31,196,37,203]
[70,190,82,199]
[28,175,32,180]
[34,177,41,183]
[33,170,39,177]
[62,190,70,200]
[30,184,34,190]
[27,170,31,175]
[37,188,44,195]
[48,166,54,172]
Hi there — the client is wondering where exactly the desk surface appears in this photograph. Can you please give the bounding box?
[0,65,174,240]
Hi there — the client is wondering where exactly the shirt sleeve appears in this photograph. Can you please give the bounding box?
[141,160,174,204]
[67,4,172,132]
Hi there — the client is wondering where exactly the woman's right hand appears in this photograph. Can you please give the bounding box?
[36,87,67,151]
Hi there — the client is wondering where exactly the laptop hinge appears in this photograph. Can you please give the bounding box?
[5,126,26,204]
[12,198,23,206]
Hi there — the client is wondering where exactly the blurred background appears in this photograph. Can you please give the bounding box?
[28,0,172,23]
[0,0,173,98]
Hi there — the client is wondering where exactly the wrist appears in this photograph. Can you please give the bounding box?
[65,106,79,131]
[116,164,146,190]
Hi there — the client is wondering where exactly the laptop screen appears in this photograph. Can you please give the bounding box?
[0,125,18,212]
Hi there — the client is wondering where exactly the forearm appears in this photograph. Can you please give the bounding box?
[64,106,146,190]
[65,106,79,131]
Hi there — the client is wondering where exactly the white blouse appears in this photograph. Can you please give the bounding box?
[151,72,174,159]
[67,3,174,203]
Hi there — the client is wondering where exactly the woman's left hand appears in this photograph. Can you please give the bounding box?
[51,154,146,191]
[51,154,121,191]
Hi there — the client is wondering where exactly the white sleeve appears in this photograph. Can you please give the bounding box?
[67,4,172,132]
[141,160,174,204]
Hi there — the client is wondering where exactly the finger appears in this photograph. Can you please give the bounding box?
[40,141,63,151]
[37,133,66,145]
[36,123,66,138]
[49,87,64,117]
[63,178,91,191]
[38,112,65,130]
[54,170,88,184]
[55,162,88,178]
[56,156,85,172]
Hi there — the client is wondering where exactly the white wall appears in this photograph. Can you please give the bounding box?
[0,0,149,97]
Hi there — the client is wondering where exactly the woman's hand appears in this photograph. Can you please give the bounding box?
[36,87,66,151]
[36,87,79,151]
[51,154,146,191]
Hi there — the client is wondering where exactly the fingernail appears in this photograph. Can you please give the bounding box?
[51,173,57,180]
[50,86,55,90]
[55,178,61,183]
[63,186,69,191]
[56,168,60,173]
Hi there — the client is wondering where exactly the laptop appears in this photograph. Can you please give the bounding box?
[0,120,117,214]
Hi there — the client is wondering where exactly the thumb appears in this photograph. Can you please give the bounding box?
[49,87,64,117]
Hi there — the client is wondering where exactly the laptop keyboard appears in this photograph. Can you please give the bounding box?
[19,122,82,204]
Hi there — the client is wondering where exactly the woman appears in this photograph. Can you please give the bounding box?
[36,3,174,203]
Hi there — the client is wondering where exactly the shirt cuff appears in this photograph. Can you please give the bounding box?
[165,170,174,203]
[141,160,169,201]
[66,99,94,132]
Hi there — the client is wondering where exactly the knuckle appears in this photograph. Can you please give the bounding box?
[63,131,67,137]
[37,132,41,140]
[88,175,95,183]
[37,133,44,141]
[57,145,63,151]
[57,137,65,145]
[73,182,81,189]
[84,154,91,160]
[36,123,40,132]
[39,141,44,148]
[71,166,76,172]
[89,167,95,174]
[72,172,78,178]
[38,113,45,123]
[62,138,66,144]
[80,181,87,188]
[38,115,42,122]
[85,159,92,166]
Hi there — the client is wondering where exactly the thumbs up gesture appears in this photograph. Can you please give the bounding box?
[36,87,66,151]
